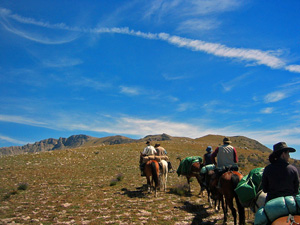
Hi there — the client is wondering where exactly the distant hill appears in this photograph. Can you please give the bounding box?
[0,133,271,156]
[195,134,271,153]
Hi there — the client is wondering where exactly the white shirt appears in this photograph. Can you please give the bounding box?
[142,145,157,156]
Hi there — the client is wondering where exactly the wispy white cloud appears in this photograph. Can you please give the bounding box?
[119,86,141,96]
[143,0,242,20]
[0,134,28,145]
[63,115,206,138]
[177,18,221,33]
[43,58,83,68]
[162,73,188,80]
[0,114,47,127]
[285,65,300,73]
[70,77,111,91]
[0,8,80,44]
[245,127,300,147]
[264,91,288,103]
[221,72,252,92]
[260,107,274,114]
[177,103,195,112]
[1,112,300,152]
[1,7,300,73]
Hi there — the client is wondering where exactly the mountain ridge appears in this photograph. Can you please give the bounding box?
[0,133,271,156]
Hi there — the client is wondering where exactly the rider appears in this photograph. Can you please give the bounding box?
[203,146,213,166]
[155,143,175,173]
[140,141,157,176]
[211,137,238,188]
[262,142,299,203]
[154,143,167,156]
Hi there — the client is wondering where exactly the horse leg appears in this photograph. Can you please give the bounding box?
[221,196,227,224]
[196,174,203,196]
[164,163,168,192]
[186,176,191,193]
[235,194,245,225]
[147,176,151,193]
[225,196,237,225]
[216,198,221,211]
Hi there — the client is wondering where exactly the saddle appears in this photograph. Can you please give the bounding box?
[211,165,239,190]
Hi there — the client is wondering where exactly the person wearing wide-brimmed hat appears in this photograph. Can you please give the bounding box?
[142,141,157,156]
[210,137,239,188]
[154,143,175,173]
[140,141,157,176]
[262,142,299,202]
[211,137,238,170]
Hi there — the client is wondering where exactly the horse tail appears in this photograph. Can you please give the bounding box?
[231,173,240,189]
[151,161,159,186]
[232,172,246,224]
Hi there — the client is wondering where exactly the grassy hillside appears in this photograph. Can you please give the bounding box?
[0,140,290,224]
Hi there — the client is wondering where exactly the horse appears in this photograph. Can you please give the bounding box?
[140,153,160,197]
[159,160,168,192]
[177,156,205,196]
[200,169,221,211]
[218,171,245,225]
[272,215,300,225]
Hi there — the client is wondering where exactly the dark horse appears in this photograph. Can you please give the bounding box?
[140,153,160,197]
[216,171,245,225]
[177,157,205,195]
[200,169,221,211]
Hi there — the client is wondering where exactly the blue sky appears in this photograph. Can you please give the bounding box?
[1,1,300,158]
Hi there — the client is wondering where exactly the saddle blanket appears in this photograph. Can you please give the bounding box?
[142,155,169,163]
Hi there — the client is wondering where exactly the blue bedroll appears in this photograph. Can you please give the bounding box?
[176,156,202,176]
[254,195,300,225]
[200,164,215,174]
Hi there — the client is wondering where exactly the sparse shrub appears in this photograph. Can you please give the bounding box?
[17,182,29,191]
[239,154,245,162]
[3,190,17,201]
[109,178,118,186]
[116,173,124,181]
[170,183,189,196]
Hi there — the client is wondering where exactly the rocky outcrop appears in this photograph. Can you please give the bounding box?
[0,135,94,156]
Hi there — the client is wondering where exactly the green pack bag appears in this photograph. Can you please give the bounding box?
[235,175,256,205]
[234,167,264,206]
[176,156,203,176]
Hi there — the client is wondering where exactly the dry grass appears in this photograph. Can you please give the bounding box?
[0,140,268,224]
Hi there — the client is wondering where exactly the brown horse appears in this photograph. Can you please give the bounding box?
[272,215,300,225]
[140,154,160,197]
[218,171,245,225]
[177,157,205,195]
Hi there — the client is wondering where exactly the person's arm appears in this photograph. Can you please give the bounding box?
[203,154,206,165]
[233,147,238,163]
[211,148,219,166]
